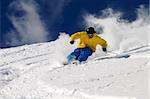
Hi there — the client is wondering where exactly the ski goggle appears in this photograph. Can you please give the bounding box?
[88,34,93,38]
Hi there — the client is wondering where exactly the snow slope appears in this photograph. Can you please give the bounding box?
[0,35,150,99]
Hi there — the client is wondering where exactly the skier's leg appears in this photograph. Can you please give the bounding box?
[77,47,93,62]
[67,48,80,62]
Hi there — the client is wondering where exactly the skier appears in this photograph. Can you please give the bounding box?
[67,27,108,64]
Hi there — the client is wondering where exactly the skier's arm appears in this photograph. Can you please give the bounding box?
[69,32,81,42]
[97,37,108,52]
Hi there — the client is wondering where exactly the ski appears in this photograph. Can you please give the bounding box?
[62,60,80,66]
[63,52,130,66]
[94,53,130,61]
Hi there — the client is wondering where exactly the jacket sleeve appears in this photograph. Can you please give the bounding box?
[97,37,108,48]
[69,32,81,42]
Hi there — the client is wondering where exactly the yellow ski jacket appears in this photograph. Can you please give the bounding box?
[69,32,107,52]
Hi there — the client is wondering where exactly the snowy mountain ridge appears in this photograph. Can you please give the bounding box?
[0,35,150,99]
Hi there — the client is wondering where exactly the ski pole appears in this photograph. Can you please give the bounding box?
[107,51,118,55]
[107,51,130,58]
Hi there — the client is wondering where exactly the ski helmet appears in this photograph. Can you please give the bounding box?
[86,27,96,34]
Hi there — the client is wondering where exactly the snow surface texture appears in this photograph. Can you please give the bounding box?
[1,3,150,99]
[0,33,150,99]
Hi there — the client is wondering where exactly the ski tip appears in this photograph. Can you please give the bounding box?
[123,54,130,58]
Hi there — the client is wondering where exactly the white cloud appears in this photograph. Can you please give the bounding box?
[84,6,149,51]
[6,0,49,46]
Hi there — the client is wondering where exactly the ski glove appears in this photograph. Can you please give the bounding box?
[102,48,107,52]
[70,41,74,44]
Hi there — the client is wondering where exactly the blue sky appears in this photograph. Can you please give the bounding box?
[0,0,149,48]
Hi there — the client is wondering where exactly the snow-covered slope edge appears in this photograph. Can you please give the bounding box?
[0,34,150,99]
